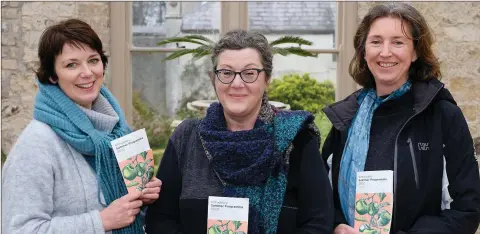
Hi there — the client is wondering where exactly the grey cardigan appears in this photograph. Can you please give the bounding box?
[1,96,121,234]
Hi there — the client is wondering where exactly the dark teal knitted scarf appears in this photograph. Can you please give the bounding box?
[33,82,143,234]
[199,95,319,234]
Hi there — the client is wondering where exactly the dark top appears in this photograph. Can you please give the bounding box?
[145,119,334,234]
[364,90,414,171]
[322,79,480,234]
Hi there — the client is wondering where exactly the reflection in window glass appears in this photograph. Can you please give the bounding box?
[131,1,220,118]
[181,2,220,35]
[131,52,167,115]
[131,52,216,167]
[132,52,215,116]
[271,53,336,86]
[132,1,167,47]
[129,2,336,159]
[131,2,220,169]
[132,1,220,48]
[248,2,337,49]
[132,2,166,26]
[247,1,338,93]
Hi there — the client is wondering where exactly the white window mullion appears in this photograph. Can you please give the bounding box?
[110,2,358,123]
[221,2,248,34]
[335,2,358,101]
[110,2,133,124]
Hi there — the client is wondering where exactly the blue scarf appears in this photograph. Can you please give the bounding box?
[199,95,319,234]
[338,80,412,226]
[33,82,144,234]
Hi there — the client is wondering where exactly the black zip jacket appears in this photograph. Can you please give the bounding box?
[145,118,334,234]
[321,79,480,233]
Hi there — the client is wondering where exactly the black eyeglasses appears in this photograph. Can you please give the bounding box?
[213,68,265,84]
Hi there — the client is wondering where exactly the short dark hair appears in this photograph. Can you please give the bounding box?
[349,3,441,88]
[211,29,273,80]
[35,18,108,84]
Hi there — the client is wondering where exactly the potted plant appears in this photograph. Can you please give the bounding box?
[157,34,317,116]
[157,35,318,61]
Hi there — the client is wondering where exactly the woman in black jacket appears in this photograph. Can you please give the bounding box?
[322,3,480,234]
[145,29,334,234]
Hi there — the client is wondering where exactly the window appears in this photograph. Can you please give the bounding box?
[132,2,166,27]
[247,2,338,84]
[109,2,358,124]
[247,2,336,49]
[130,2,220,117]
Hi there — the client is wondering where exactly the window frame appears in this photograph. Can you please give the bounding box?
[109,2,358,125]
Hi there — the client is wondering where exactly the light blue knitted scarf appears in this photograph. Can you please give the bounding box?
[33,82,144,234]
[339,80,412,226]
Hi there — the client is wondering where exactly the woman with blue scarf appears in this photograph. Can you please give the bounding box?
[2,19,161,234]
[322,3,480,234]
[145,30,334,234]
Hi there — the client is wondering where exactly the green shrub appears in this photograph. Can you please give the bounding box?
[132,91,155,121]
[145,117,173,149]
[314,111,333,149]
[175,58,215,120]
[1,150,6,166]
[268,73,335,114]
[152,148,165,175]
[267,73,334,148]
[175,99,205,120]
[132,91,173,149]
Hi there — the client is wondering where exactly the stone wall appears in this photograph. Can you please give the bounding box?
[1,2,110,154]
[359,2,480,233]
[1,2,479,154]
[0,1,479,231]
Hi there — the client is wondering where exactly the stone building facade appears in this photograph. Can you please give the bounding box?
[1,2,110,153]
[2,3,479,149]
[5,2,477,153]
[1,3,480,231]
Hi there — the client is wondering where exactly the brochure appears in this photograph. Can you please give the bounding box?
[207,196,249,234]
[354,170,394,234]
[111,128,154,193]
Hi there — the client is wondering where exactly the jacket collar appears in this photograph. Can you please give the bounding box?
[323,79,451,132]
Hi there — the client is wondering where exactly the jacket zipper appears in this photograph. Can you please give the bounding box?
[392,84,442,231]
[407,137,420,189]
[198,131,227,187]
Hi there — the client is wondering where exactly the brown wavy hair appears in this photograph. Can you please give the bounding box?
[349,3,441,88]
[35,19,108,84]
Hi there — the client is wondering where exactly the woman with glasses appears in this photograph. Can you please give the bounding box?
[145,29,334,234]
